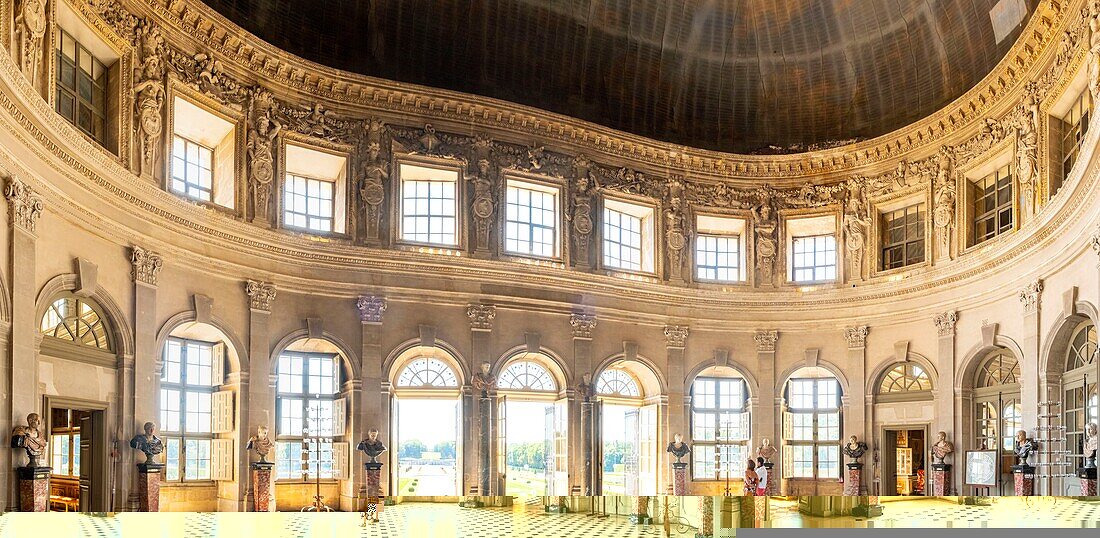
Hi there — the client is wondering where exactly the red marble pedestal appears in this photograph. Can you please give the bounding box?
[137,463,164,512]
[1077,466,1097,496]
[738,496,767,528]
[762,462,776,495]
[671,462,688,495]
[251,462,274,512]
[696,496,713,538]
[365,462,383,496]
[1012,465,1034,497]
[931,463,951,496]
[17,467,50,512]
[844,463,863,496]
[630,496,650,524]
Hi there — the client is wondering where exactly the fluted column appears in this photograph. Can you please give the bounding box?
[244,280,275,509]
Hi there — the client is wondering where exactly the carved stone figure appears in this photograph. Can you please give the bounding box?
[419,124,441,153]
[10,413,47,468]
[133,25,166,176]
[932,146,957,260]
[15,0,48,85]
[664,177,687,280]
[757,438,778,463]
[471,159,495,252]
[752,200,778,285]
[357,428,388,464]
[576,373,595,402]
[1090,1,1100,100]
[570,157,595,268]
[358,119,388,240]
[471,362,496,397]
[248,90,282,222]
[666,433,690,464]
[1083,422,1097,469]
[246,425,274,463]
[1015,88,1040,220]
[129,421,165,465]
[843,185,871,281]
[931,431,954,464]
[1013,429,1037,467]
[842,435,868,464]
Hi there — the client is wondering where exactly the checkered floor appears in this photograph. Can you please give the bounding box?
[768,497,1100,529]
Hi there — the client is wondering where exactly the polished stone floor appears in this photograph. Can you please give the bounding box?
[767,497,1100,529]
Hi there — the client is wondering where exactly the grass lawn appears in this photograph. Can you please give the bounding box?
[506,467,548,497]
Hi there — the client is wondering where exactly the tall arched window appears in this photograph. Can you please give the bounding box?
[495,355,567,496]
[275,349,345,481]
[782,369,842,483]
[391,351,462,496]
[1064,321,1099,477]
[595,364,659,496]
[160,336,231,482]
[40,295,111,351]
[971,348,1020,495]
[690,367,749,480]
[396,358,459,388]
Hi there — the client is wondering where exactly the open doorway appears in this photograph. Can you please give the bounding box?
[46,403,108,512]
[881,426,928,496]
[595,364,659,495]
[395,398,460,496]
[494,356,569,498]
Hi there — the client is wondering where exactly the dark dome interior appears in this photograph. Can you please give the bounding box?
[202,0,1036,153]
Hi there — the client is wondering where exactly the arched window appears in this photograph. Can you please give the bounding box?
[160,337,225,481]
[1067,322,1097,371]
[396,358,459,388]
[690,369,749,480]
[596,369,640,397]
[976,352,1020,388]
[970,348,1020,494]
[782,370,842,481]
[497,361,556,392]
[275,350,344,480]
[877,363,933,394]
[40,296,111,351]
[1064,321,1099,477]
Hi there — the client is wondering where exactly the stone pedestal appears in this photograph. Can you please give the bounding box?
[762,462,776,495]
[1012,464,1035,496]
[843,462,863,496]
[630,495,651,524]
[671,462,688,495]
[1077,466,1097,496]
[136,462,165,512]
[696,496,714,538]
[478,396,491,495]
[931,463,951,496]
[738,496,767,528]
[17,467,50,512]
[365,462,383,496]
[251,462,274,512]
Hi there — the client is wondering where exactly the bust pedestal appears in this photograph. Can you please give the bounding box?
[1011,464,1035,496]
[251,461,275,512]
[843,462,863,496]
[931,463,951,496]
[629,495,651,524]
[17,466,50,512]
[1077,466,1097,496]
[365,462,384,496]
[136,462,165,512]
[761,462,775,495]
[695,495,714,538]
[670,462,688,495]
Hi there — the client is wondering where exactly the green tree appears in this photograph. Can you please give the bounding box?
[399,439,425,459]
[433,441,456,459]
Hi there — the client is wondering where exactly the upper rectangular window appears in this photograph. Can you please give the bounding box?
[602,198,654,273]
[55,28,109,147]
[695,215,746,283]
[1057,89,1092,197]
[791,235,837,283]
[971,164,1013,245]
[880,203,925,270]
[171,96,237,209]
[171,136,213,202]
[284,174,334,232]
[284,143,348,235]
[504,179,559,258]
[400,163,459,246]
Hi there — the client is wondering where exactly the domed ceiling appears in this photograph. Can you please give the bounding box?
[203,0,1036,154]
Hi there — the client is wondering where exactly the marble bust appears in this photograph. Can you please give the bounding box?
[357,428,388,464]
[666,433,690,463]
[10,413,47,468]
[757,438,778,463]
[1013,429,1037,466]
[129,421,165,465]
[842,435,868,464]
[247,425,274,463]
[1083,422,1097,469]
[471,362,496,397]
[931,431,954,464]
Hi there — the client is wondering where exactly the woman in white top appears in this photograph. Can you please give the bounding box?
[755,456,768,496]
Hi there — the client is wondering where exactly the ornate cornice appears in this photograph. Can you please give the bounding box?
[129,245,163,286]
[844,326,869,349]
[466,304,496,331]
[754,330,778,353]
[1018,279,1044,314]
[4,175,43,232]
[356,295,386,324]
[245,279,276,311]
[663,325,689,349]
[933,311,958,338]
[570,313,597,339]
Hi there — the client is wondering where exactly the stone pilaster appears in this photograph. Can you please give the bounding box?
[1018,280,1043,432]
[357,296,386,498]
[843,326,868,495]
[466,304,495,494]
[570,312,596,494]
[245,279,275,510]
[753,330,778,485]
[130,245,163,510]
[933,310,959,494]
[663,325,687,494]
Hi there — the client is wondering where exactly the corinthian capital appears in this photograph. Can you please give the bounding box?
[933,311,958,337]
[356,295,387,323]
[467,304,496,331]
[130,246,163,286]
[844,326,869,349]
[663,325,689,348]
[1017,279,1043,314]
[4,176,43,232]
[245,280,277,311]
[754,330,778,352]
[570,313,597,339]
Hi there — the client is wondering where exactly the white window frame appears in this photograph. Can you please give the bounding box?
[783,378,842,480]
[790,234,837,283]
[503,178,560,259]
[160,337,216,482]
[168,92,240,210]
[283,173,335,233]
[602,197,655,273]
[275,352,342,481]
[690,377,749,481]
[171,135,214,202]
[397,162,461,247]
[694,214,747,283]
[281,140,349,235]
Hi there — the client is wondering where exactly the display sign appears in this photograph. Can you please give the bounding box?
[964,450,998,486]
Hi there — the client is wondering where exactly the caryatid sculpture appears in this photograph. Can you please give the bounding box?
[129,421,165,464]
[247,425,274,463]
[10,413,47,468]
[931,431,954,464]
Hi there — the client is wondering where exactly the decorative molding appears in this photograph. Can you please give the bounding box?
[4,176,43,232]
[1090,222,1100,258]
[466,304,496,331]
[570,313,597,339]
[245,280,277,311]
[663,325,689,348]
[843,326,869,349]
[356,295,387,323]
[754,330,778,352]
[932,311,958,337]
[1017,279,1044,314]
[129,246,163,286]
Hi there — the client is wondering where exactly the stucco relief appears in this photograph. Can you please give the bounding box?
[134,24,166,178]
[247,89,281,224]
[357,119,389,242]
[843,181,871,281]
[569,156,596,269]
[15,0,47,88]
[664,176,687,282]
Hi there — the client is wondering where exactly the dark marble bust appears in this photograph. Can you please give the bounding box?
[357,429,387,463]
[666,434,690,463]
[129,421,164,464]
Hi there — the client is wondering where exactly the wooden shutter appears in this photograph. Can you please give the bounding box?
[332,398,347,437]
[211,439,234,481]
[782,445,794,478]
[333,442,350,480]
[212,390,235,434]
[211,342,226,386]
[739,410,750,441]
